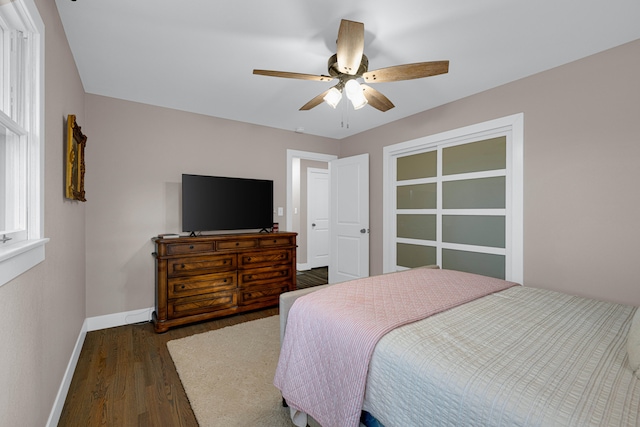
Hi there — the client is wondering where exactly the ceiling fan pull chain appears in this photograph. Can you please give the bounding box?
[342,100,350,129]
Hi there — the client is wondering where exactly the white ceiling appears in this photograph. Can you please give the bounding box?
[55,0,640,140]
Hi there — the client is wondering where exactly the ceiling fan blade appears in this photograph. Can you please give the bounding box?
[253,69,333,82]
[299,89,332,111]
[362,60,449,83]
[336,19,365,75]
[361,85,395,112]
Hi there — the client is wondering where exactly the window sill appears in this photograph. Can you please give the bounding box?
[0,238,49,287]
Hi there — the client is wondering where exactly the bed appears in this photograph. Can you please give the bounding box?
[275,267,640,427]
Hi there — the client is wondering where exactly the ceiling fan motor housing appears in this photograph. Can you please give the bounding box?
[328,53,369,79]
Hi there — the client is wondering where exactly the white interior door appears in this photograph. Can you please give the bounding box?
[307,168,329,268]
[329,154,369,284]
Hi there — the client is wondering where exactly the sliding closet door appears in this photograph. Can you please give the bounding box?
[440,137,506,278]
[396,150,439,267]
[383,115,523,282]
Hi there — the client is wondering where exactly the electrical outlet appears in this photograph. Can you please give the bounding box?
[278,207,284,216]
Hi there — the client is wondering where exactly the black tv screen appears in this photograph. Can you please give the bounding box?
[182,174,274,233]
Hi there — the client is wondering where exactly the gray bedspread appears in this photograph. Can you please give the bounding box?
[362,286,639,427]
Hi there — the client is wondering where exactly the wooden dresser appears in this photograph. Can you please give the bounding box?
[152,232,297,333]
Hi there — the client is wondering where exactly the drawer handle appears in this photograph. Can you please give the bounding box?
[223,279,227,283]
[235,242,240,246]
[181,264,185,269]
[281,271,286,276]
[273,239,277,243]
[181,285,185,289]
[247,257,251,262]
[189,245,195,250]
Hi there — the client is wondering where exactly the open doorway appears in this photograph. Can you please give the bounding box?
[287,150,370,285]
[286,150,337,271]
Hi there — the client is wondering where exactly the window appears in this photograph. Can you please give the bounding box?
[0,0,46,287]
[383,114,523,283]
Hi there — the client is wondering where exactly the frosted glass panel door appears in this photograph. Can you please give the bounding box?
[384,114,523,282]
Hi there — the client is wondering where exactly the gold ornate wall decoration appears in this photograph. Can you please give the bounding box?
[65,114,87,201]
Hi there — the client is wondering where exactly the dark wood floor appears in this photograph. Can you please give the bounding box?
[58,308,279,426]
[296,267,329,289]
[58,268,328,426]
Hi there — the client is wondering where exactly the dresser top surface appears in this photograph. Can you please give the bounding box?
[153,231,297,244]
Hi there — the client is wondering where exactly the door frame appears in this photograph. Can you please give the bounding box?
[286,150,338,270]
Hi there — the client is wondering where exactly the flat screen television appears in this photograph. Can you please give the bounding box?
[182,174,274,233]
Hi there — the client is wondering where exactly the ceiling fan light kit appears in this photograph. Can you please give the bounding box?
[321,79,368,110]
[323,87,343,108]
[253,19,449,112]
[344,79,368,110]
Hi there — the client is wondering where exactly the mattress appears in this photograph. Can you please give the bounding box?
[362,286,639,427]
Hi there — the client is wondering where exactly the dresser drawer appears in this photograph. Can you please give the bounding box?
[167,254,236,278]
[238,282,291,306]
[166,242,215,255]
[238,249,292,269]
[168,292,237,318]
[217,239,258,251]
[168,272,236,299]
[238,264,292,286]
[258,236,294,247]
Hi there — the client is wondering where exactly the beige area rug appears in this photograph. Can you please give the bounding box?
[167,315,296,427]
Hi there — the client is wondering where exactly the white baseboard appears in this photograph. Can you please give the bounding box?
[297,262,310,271]
[46,318,87,427]
[46,306,154,426]
[86,306,154,332]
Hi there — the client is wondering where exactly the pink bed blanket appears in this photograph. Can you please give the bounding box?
[274,268,517,427]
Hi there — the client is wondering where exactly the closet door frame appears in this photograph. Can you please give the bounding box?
[382,114,524,283]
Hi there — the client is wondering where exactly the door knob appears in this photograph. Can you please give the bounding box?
[312,223,316,227]
[360,228,366,233]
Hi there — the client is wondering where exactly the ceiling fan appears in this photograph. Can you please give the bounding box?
[253,19,449,112]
